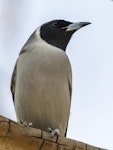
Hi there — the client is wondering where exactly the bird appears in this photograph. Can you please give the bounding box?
[11,19,91,137]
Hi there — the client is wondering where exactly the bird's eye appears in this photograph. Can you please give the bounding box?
[52,21,60,28]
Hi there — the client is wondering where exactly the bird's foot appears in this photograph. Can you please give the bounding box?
[20,121,33,127]
[47,127,60,137]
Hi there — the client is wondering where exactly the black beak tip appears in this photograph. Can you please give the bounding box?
[83,22,92,26]
[79,22,91,29]
[87,22,92,25]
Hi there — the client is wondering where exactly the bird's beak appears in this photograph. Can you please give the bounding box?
[66,22,91,32]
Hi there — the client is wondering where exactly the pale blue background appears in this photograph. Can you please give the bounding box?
[1,0,113,149]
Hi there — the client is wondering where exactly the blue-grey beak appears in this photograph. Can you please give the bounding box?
[66,22,91,32]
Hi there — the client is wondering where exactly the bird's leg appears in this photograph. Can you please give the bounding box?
[20,120,33,127]
[47,127,60,137]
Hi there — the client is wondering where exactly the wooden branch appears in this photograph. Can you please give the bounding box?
[0,115,106,150]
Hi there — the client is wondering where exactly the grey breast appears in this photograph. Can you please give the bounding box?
[14,37,72,136]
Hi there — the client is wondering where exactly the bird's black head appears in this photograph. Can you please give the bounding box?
[40,20,91,51]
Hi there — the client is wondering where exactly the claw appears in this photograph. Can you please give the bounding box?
[21,121,32,127]
[47,127,60,137]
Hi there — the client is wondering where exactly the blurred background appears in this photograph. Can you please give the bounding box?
[1,0,113,149]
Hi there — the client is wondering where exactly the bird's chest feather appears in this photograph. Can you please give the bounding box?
[15,46,71,107]
[17,46,70,83]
